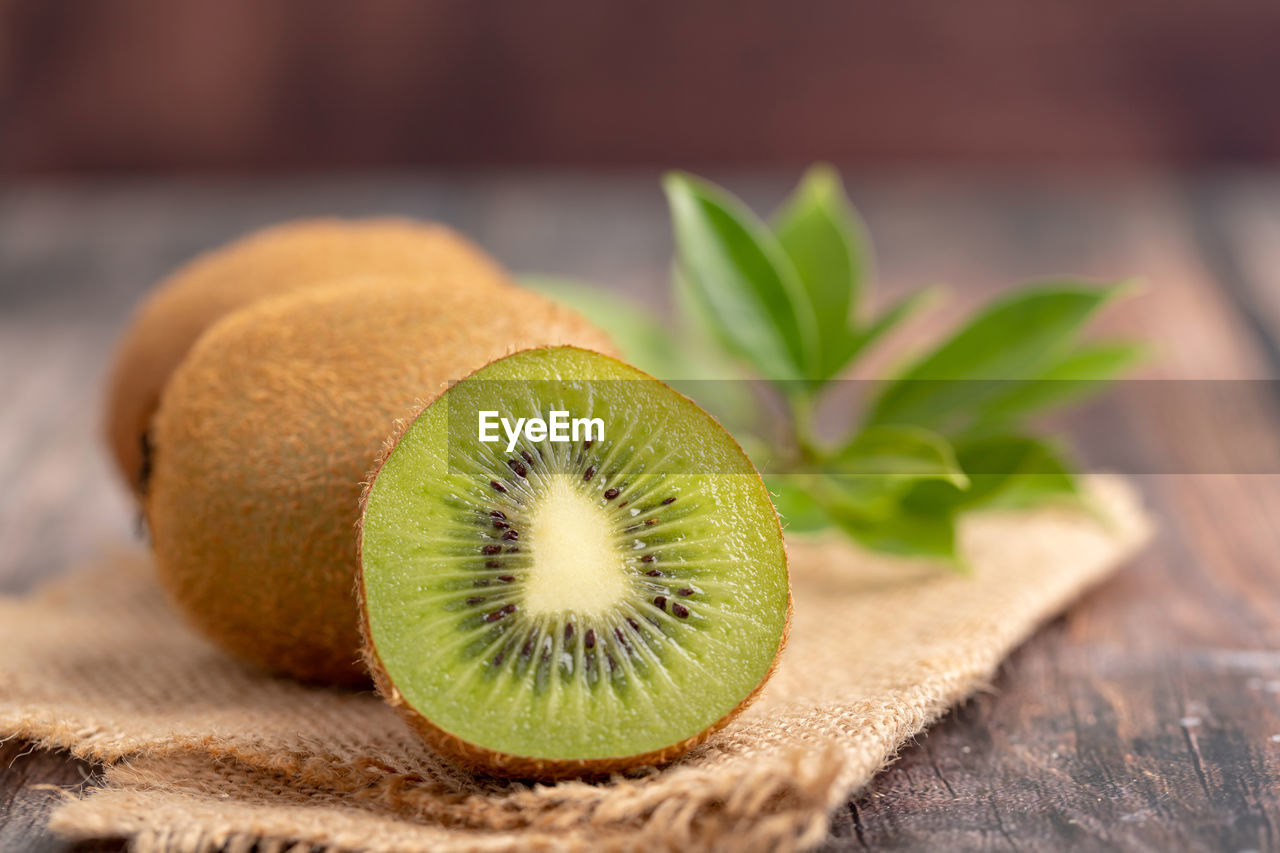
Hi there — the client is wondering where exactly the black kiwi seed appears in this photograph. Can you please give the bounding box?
[672,603,690,619]
[485,560,501,568]
[677,588,694,597]
[641,554,655,563]
[507,459,527,477]
[493,650,506,666]
[644,518,657,526]
[564,623,574,642]
[604,488,619,500]
[521,637,535,658]
[627,617,641,631]
[466,596,486,605]
[583,465,596,482]
[497,575,515,583]
[490,480,507,494]
[490,510,507,520]
[503,604,517,614]
[485,608,507,622]
[663,497,676,505]
[646,569,663,577]
[585,629,597,649]
[481,544,502,555]
[521,450,535,466]
[654,595,667,610]
[502,529,519,541]
[584,439,594,449]
[492,520,509,529]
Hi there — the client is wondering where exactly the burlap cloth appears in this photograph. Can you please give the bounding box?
[0,475,1151,853]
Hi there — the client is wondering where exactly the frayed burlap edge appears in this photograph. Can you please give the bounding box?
[0,475,1153,852]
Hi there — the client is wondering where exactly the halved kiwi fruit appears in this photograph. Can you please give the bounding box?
[359,346,790,778]
[147,279,613,686]
[105,218,511,498]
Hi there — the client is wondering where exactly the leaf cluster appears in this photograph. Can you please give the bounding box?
[526,167,1143,565]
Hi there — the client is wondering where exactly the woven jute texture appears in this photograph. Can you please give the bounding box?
[0,475,1151,853]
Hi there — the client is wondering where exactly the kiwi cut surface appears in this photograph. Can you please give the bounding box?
[147,279,613,687]
[106,218,510,498]
[359,346,789,778]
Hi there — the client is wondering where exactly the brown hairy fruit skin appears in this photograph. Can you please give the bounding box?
[356,346,792,779]
[147,283,615,687]
[105,218,512,499]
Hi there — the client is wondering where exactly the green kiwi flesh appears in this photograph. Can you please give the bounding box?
[359,346,789,776]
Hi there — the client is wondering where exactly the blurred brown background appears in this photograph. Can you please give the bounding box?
[4,0,1280,174]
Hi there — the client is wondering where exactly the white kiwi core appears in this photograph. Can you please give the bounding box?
[522,475,629,618]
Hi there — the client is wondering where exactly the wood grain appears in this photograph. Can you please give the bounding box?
[822,175,1280,851]
[0,740,110,853]
[1,174,1278,851]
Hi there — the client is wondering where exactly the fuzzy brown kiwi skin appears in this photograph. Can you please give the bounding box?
[106,218,512,501]
[355,345,792,780]
[146,285,615,688]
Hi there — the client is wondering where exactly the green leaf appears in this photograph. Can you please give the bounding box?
[866,281,1130,432]
[972,341,1147,427]
[827,504,961,564]
[822,435,1074,566]
[528,167,1144,566]
[843,286,939,366]
[664,172,820,383]
[963,436,1079,511]
[772,165,873,378]
[765,427,964,546]
[791,426,967,558]
[800,465,963,564]
[831,425,967,487]
[672,264,736,371]
[904,435,1080,515]
[765,475,833,534]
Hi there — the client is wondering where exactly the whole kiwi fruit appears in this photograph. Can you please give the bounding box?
[146,278,615,686]
[105,218,511,499]
[359,346,791,778]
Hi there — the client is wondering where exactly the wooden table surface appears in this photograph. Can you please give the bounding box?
[1,173,1278,852]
